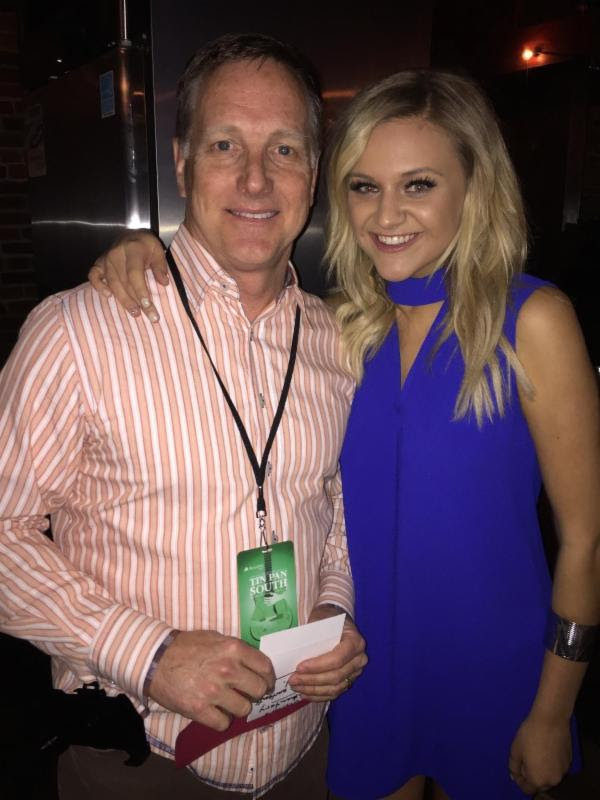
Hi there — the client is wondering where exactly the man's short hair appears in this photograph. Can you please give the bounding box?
[175,32,322,162]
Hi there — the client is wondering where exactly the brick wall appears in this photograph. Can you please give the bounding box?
[0,10,38,368]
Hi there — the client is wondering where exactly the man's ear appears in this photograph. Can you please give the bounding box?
[173,138,187,199]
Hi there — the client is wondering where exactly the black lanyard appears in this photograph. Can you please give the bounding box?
[166,248,301,543]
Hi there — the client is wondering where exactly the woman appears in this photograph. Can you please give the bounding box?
[320,70,599,800]
[89,70,600,800]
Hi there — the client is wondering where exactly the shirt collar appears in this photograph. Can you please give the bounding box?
[169,224,311,326]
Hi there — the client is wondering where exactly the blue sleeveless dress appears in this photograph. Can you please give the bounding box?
[327,273,579,799]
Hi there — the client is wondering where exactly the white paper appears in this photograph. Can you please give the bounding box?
[247,613,345,722]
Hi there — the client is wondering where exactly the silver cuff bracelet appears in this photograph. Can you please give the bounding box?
[544,611,598,662]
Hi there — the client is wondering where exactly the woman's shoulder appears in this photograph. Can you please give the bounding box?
[505,273,575,348]
[516,281,582,360]
[509,272,574,321]
[510,272,554,304]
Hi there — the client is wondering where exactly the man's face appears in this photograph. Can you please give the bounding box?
[174,59,317,282]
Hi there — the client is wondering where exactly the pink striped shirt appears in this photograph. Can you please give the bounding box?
[0,224,355,795]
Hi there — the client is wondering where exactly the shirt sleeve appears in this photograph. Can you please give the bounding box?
[316,465,355,617]
[0,297,171,705]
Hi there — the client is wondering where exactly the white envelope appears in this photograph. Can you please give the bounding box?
[247,613,346,722]
[260,613,346,677]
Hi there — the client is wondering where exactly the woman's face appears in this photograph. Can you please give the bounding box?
[346,116,467,282]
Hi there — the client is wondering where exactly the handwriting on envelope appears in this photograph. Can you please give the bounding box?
[247,613,346,722]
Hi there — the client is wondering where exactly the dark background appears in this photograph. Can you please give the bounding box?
[0,2,599,798]
[2,1,600,362]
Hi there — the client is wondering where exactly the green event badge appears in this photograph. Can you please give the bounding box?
[238,541,298,648]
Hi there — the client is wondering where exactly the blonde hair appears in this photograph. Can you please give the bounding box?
[326,70,529,425]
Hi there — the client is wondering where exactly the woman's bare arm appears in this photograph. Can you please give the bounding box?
[88,229,169,322]
[509,286,600,795]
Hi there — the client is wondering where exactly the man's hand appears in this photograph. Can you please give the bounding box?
[88,229,169,322]
[287,604,367,701]
[148,630,275,731]
[508,712,572,795]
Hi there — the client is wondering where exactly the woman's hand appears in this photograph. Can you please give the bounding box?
[88,229,169,322]
[509,711,572,795]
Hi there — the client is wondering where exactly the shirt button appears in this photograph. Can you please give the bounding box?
[258,393,265,408]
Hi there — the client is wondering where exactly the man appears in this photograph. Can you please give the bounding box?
[0,34,365,799]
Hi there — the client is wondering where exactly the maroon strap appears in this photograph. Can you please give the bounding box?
[175,699,309,767]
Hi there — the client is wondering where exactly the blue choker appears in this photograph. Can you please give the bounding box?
[386,269,447,306]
